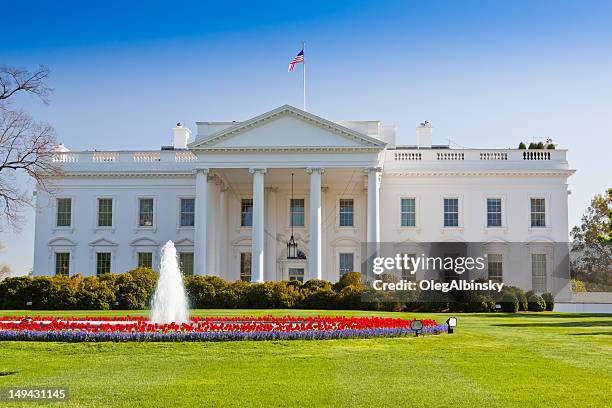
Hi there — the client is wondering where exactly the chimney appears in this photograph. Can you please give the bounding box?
[172,123,192,149]
[416,121,432,148]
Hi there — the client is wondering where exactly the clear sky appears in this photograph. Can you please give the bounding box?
[1,0,611,275]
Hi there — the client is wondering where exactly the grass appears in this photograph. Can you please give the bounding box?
[0,310,610,407]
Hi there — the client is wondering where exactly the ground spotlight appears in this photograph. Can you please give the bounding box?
[410,319,423,337]
[446,317,457,334]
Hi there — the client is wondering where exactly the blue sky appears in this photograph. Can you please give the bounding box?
[1,0,611,274]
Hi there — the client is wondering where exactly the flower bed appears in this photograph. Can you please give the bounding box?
[0,316,447,342]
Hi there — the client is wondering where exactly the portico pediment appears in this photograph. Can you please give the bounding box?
[189,105,386,152]
[88,238,118,247]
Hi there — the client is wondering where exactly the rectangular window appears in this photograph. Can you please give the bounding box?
[532,253,547,292]
[487,254,503,282]
[400,198,416,227]
[241,199,253,227]
[339,253,354,276]
[288,268,305,283]
[55,252,70,276]
[137,252,153,269]
[401,254,417,281]
[138,198,154,227]
[97,198,113,227]
[96,252,111,276]
[56,198,72,227]
[443,198,459,227]
[487,198,502,227]
[180,198,195,227]
[530,198,546,227]
[290,198,305,227]
[240,252,252,282]
[339,199,354,227]
[179,252,194,276]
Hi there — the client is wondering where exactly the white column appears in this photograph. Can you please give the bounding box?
[207,178,219,275]
[365,167,381,245]
[250,168,266,283]
[265,187,277,282]
[194,168,209,275]
[218,187,227,278]
[307,167,324,280]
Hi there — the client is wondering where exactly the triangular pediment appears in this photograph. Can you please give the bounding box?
[130,237,159,247]
[174,238,194,247]
[48,237,77,246]
[88,238,118,247]
[189,105,386,151]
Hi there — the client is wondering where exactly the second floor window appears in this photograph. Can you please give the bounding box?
[241,199,253,227]
[180,198,195,227]
[138,198,154,227]
[339,199,354,227]
[290,198,305,227]
[400,198,416,227]
[443,198,459,227]
[487,198,502,227]
[97,198,113,227]
[56,198,72,227]
[530,198,546,227]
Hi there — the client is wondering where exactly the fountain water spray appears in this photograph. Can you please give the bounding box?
[151,241,189,324]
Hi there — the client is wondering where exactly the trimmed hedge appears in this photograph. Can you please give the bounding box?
[0,270,549,313]
[527,294,547,312]
[541,292,555,311]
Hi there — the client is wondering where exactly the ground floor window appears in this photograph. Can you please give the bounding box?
[96,252,111,276]
[55,252,70,276]
[339,253,354,276]
[487,254,503,282]
[531,253,547,292]
[240,252,252,282]
[137,252,153,269]
[401,253,417,281]
[179,252,194,276]
[288,268,304,283]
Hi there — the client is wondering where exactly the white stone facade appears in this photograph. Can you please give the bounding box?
[33,105,574,295]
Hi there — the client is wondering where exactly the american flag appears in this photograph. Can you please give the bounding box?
[288,49,304,72]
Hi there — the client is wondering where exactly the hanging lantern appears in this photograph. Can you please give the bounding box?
[287,173,298,259]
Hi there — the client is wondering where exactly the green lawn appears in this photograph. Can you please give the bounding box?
[0,310,610,407]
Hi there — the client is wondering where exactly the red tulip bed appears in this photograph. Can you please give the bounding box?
[0,315,447,342]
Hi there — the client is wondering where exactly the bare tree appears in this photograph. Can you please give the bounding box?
[0,65,61,230]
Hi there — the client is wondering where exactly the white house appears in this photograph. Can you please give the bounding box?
[33,105,574,297]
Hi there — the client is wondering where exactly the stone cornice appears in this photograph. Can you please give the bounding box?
[383,169,576,178]
[191,146,382,153]
[59,171,195,178]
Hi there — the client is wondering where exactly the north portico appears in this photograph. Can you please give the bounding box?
[187,105,386,282]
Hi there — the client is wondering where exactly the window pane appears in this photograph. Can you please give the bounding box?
[288,268,304,283]
[530,198,546,227]
[139,198,154,227]
[179,252,194,276]
[240,252,252,281]
[443,198,459,227]
[180,198,195,227]
[400,198,416,227]
[97,198,113,227]
[487,198,502,227]
[290,198,305,227]
[339,199,354,227]
[55,252,70,276]
[339,253,354,276]
[56,198,72,227]
[487,253,503,282]
[138,252,153,269]
[531,253,547,292]
[96,252,111,276]
[241,199,253,227]
[401,254,417,281]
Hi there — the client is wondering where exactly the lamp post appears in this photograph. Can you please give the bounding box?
[446,317,457,334]
[410,319,423,337]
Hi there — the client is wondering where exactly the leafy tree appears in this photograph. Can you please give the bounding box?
[571,189,612,291]
[518,142,526,149]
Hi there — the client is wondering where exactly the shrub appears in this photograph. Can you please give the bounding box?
[115,268,157,309]
[299,288,340,309]
[546,143,555,149]
[528,142,537,149]
[518,142,526,149]
[536,141,544,149]
[499,290,519,313]
[338,285,364,310]
[527,294,546,312]
[185,276,221,308]
[541,292,555,311]
[0,277,34,309]
[571,279,587,293]
[332,272,361,291]
[506,286,528,311]
[302,279,332,292]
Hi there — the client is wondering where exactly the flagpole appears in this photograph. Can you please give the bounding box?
[302,41,306,111]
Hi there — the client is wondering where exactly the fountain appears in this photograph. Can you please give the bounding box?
[151,240,189,325]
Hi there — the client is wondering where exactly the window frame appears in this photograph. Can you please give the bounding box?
[400,197,417,228]
[442,197,461,228]
[288,267,305,283]
[96,252,112,276]
[486,198,503,228]
[240,198,254,228]
[179,252,194,276]
[137,252,153,269]
[55,197,73,228]
[240,252,252,282]
[137,197,155,229]
[54,252,70,276]
[530,197,547,228]
[96,197,115,229]
[338,252,355,277]
[487,253,503,282]
[338,198,355,228]
[531,253,547,293]
[178,197,196,229]
[289,198,306,228]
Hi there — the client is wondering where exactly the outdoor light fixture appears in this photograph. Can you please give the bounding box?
[25,301,32,307]
[446,317,457,334]
[410,319,423,337]
[286,173,298,259]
